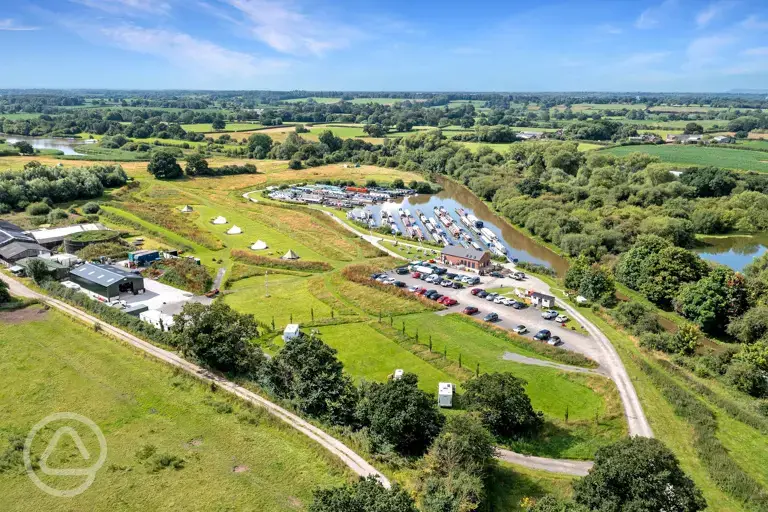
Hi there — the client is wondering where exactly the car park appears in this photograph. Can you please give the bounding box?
[408,286,418,292]
[547,336,563,346]
[462,306,479,315]
[483,312,499,322]
[534,329,551,341]
[440,280,453,287]
[512,325,528,334]
[471,288,483,295]
[555,315,568,323]
[443,298,458,306]
[541,310,558,320]
[489,271,504,278]
[393,281,405,287]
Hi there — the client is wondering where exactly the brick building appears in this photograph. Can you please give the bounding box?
[440,246,491,272]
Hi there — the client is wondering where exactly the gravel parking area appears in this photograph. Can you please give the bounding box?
[377,269,605,365]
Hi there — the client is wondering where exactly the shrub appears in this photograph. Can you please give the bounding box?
[26,202,51,216]
[462,372,543,439]
[725,361,768,397]
[82,202,101,214]
[47,208,69,223]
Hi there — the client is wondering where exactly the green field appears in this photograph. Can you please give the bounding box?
[0,306,348,510]
[180,123,263,133]
[0,113,42,120]
[602,144,768,172]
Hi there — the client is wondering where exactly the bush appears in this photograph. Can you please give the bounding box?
[462,373,543,438]
[611,301,662,335]
[47,208,69,223]
[26,202,51,216]
[725,361,768,397]
[82,202,101,214]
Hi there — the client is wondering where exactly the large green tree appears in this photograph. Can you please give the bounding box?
[172,302,263,377]
[184,153,210,176]
[356,373,444,456]
[309,477,417,512]
[147,151,183,180]
[267,333,357,425]
[462,373,543,438]
[675,266,749,335]
[574,437,706,512]
[247,133,273,158]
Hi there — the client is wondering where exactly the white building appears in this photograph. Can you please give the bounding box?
[140,310,175,332]
[283,323,301,341]
[531,292,556,308]
[29,223,108,247]
[438,382,454,408]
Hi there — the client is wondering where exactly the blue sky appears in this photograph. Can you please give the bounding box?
[1,0,767,92]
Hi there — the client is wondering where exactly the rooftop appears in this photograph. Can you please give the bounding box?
[29,223,107,244]
[70,262,142,287]
[441,245,488,261]
[0,241,50,260]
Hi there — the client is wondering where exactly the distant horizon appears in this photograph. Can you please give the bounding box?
[2,0,767,91]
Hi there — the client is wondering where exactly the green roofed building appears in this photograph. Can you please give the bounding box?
[68,262,145,301]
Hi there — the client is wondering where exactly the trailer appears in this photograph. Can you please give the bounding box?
[438,382,454,408]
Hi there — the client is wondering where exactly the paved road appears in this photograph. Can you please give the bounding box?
[323,209,652,439]
[0,273,391,488]
[495,448,594,476]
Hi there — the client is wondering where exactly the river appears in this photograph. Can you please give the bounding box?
[363,178,569,275]
[1,134,94,156]
[695,235,768,272]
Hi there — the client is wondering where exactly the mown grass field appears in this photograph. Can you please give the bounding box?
[0,306,348,511]
[602,144,768,172]
[181,123,263,133]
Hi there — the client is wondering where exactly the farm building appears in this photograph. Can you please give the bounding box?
[517,131,543,140]
[440,246,491,272]
[438,382,454,408]
[0,241,52,264]
[69,262,145,301]
[16,257,69,280]
[283,324,301,341]
[44,253,80,268]
[531,292,556,308]
[29,223,109,248]
[712,135,735,143]
[140,310,175,332]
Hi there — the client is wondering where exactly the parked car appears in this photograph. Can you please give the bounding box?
[471,288,483,295]
[411,272,422,279]
[440,280,453,287]
[467,276,480,285]
[534,329,551,341]
[511,301,525,310]
[493,296,506,304]
[408,286,418,292]
[477,290,489,298]
[452,282,464,289]
[555,315,568,323]
[416,288,427,295]
[370,273,382,279]
[490,271,504,278]
[541,310,558,320]
[443,298,458,306]
[461,276,473,284]
[430,293,443,301]
[512,325,528,334]
[395,267,409,275]
[485,293,498,301]
[393,281,405,288]
[434,267,447,275]
[502,298,515,306]
[445,273,457,280]
[483,312,499,322]
[425,289,438,298]
[462,306,479,315]
[547,336,563,346]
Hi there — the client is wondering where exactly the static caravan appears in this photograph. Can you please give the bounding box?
[438,382,454,408]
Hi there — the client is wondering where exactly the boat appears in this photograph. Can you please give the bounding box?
[413,226,424,240]
[493,239,507,253]
[439,206,448,214]
[480,234,493,246]
[470,241,482,251]
[480,227,497,241]
[390,223,400,234]
[398,208,405,216]
[467,214,483,228]
[405,209,411,217]
[455,207,466,217]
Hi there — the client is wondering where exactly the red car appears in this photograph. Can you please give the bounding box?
[470,288,483,295]
[462,306,479,315]
[411,272,421,278]
[416,288,427,295]
[443,298,458,306]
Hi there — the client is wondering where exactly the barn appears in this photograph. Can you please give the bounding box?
[68,263,145,301]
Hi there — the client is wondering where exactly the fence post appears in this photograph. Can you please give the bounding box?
[331,309,334,319]
[459,353,462,368]
[476,362,479,377]
[444,346,447,358]
[402,321,405,335]
[415,329,419,343]
[429,335,432,352]
[290,313,293,324]
[311,308,314,321]
[271,316,275,330]
[565,405,569,424]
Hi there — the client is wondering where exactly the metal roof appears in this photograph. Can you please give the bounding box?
[441,245,488,261]
[0,227,35,246]
[0,241,49,260]
[532,291,555,300]
[29,223,107,244]
[70,263,141,287]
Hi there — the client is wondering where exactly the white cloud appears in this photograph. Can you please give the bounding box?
[0,18,39,31]
[597,23,622,35]
[696,1,734,28]
[685,35,736,67]
[71,0,172,16]
[742,15,768,30]
[743,47,768,56]
[621,51,670,67]
[89,24,289,77]
[219,0,360,56]
[635,0,677,29]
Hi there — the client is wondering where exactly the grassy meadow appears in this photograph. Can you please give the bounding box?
[0,306,348,511]
[602,144,768,172]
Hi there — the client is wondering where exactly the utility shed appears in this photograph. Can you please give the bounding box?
[283,324,301,341]
[69,263,145,301]
[531,292,555,308]
[438,382,454,408]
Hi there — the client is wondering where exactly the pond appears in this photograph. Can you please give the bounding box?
[1,134,95,156]
[695,235,768,272]
[363,178,569,275]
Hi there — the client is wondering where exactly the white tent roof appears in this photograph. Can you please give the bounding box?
[181,205,193,212]
[250,240,268,250]
[282,249,299,260]
[212,216,227,225]
[226,225,242,235]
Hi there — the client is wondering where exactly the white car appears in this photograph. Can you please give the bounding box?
[461,276,472,283]
[512,325,528,334]
[503,298,515,306]
[408,286,418,292]
[555,315,569,323]
[493,296,506,304]
[541,310,558,320]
